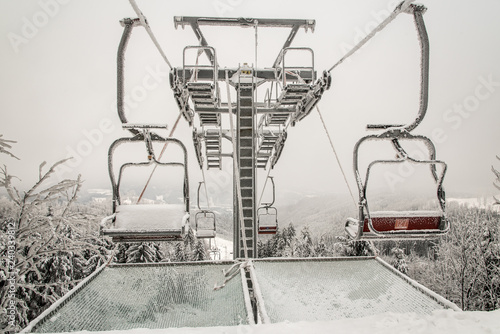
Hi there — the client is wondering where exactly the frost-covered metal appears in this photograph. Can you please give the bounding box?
[345,4,450,240]
[100,130,190,242]
[24,262,253,333]
[250,257,459,324]
[167,16,331,258]
[22,258,459,332]
[194,181,217,240]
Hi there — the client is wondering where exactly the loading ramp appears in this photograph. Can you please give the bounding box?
[22,257,458,333]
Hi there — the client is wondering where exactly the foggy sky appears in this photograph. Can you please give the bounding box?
[1,0,500,204]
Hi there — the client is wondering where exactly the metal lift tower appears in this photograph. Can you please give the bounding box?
[169,17,331,258]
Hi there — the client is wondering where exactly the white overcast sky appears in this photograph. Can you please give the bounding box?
[1,0,500,202]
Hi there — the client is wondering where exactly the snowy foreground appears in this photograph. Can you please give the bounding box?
[47,309,500,334]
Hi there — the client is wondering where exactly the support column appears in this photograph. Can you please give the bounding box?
[233,76,257,259]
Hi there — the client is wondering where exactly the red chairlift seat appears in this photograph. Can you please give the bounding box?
[364,210,443,232]
[345,136,450,240]
[258,206,278,235]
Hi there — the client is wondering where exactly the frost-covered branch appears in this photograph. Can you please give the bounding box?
[0,134,20,160]
[62,174,82,217]
[493,158,500,205]
[0,165,22,205]
[23,158,72,201]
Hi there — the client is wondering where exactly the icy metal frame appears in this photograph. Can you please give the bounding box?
[279,47,315,85]
[22,260,256,333]
[257,176,278,234]
[345,4,449,240]
[346,133,449,240]
[173,16,315,68]
[182,45,218,85]
[107,133,189,213]
[117,18,141,135]
[100,129,190,242]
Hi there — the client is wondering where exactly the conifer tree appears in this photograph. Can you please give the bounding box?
[391,247,408,275]
[192,240,208,261]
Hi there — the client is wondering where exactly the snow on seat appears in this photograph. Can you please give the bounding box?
[364,210,444,233]
[102,204,189,242]
[196,229,216,238]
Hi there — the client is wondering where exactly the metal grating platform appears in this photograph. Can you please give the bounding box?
[26,262,252,333]
[251,257,456,323]
[22,257,458,332]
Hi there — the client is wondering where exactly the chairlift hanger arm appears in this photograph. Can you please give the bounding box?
[364,4,429,132]
[117,18,141,136]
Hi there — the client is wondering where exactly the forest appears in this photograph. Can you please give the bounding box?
[1,142,499,332]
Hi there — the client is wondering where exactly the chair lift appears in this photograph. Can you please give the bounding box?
[100,126,190,242]
[345,4,450,240]
[345,137,449,240]
[194,181,217,240]
[258,176,278,235]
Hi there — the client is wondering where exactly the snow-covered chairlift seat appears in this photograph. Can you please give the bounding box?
[101,133,191,243]
[102,204,190,242]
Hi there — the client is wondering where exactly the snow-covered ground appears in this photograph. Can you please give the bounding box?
[40,309,500,334]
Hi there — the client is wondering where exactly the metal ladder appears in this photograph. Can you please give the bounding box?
[256,130,279,168]
[234,65,257,258]
[205,128,222,169]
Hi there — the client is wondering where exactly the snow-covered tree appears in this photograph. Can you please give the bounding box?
[183,226,197,253]
[125,243,164,263]
[335,236,375,257]
[0,155,109,332]
[427,206,500,310]
[192,240,208,261]
[391,247,408,275]
[296,226,315,257]
[115,243,129,263]
[174,242,187,262]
